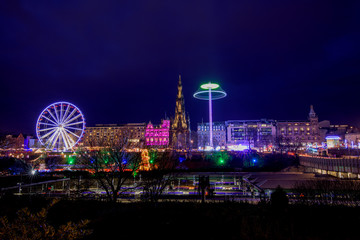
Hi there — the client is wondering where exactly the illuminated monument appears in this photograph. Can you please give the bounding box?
[171,75,190,149]
[194,82,226,148]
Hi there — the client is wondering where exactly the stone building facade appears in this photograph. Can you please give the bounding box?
[83,123,146,147]
[276,105,321,147]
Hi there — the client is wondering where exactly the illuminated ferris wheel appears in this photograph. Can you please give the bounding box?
[36,102,85,151]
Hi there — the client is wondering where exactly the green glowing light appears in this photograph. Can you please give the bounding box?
[68,156,75,165]
[200,83,219,90]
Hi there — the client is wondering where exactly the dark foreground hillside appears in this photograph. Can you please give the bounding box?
[0,196,359,240]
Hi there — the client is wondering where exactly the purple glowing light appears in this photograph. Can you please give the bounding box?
[145,120,170,146]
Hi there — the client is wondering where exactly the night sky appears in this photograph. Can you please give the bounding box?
[1,1,360,134]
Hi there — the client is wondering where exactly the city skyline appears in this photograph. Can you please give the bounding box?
[1,1,360,134]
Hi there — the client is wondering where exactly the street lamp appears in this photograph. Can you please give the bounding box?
[193,82,226,149]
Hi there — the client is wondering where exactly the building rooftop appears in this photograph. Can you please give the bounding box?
[89,123,146,128]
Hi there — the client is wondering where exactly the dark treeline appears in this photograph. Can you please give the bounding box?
[292,179,360,206]
[185,151,298,171]
[0,195,360,240]
[0,157,30,175]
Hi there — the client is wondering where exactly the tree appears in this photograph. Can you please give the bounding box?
[140,149,179,203]
[198,176,210,203]
[0,135,16,149]
[0,157,31,175]
[0,200,92,240]
[78,133,142,202]
[270,185,288,209]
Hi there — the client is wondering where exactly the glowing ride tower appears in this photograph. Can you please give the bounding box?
[193,82,226,149]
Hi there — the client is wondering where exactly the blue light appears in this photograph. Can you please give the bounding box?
[179,157,185,163]
[122,159,127,164]
[325,136,340,140]
[253,159,257,163]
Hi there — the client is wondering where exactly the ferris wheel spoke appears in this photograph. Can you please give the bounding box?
[53,104,61,123]
[64,128,80,139]
[44,129,59,148]
[40,128,57,139]
[59,103,63,123]
[61,129,74,150]
[63,108,77,124]
[42,115,58,125]
[38,122,57,127]
[43,135,58,148]
[65,126,83,131]
[62,128,74,148]
[50,131,61,149]
[59,130,69,150]
[47,109,59,123]
[50,130,61,149]
[58,130,68,150]
[38,127,57,132]
[65,121,85,127]
[61,104,70,123]
[64,131,76,147]
[63,114,82,125]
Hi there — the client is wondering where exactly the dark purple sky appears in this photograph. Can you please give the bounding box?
[1,0,360,134]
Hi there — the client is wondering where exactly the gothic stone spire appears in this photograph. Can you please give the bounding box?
[172,74,188,130]
[171,74,190,149]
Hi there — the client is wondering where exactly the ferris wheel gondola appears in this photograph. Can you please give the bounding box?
[36,102,85,151]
